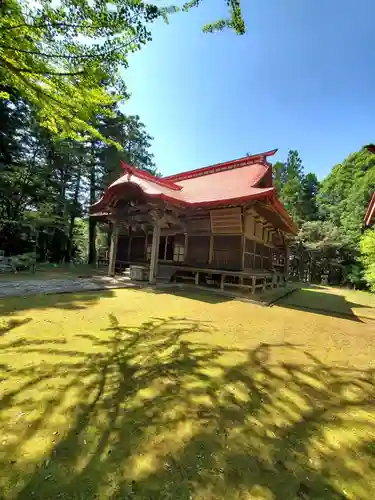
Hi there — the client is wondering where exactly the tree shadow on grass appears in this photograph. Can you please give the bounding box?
[0,289,115,316]
[275,288,373,322]
[0,317,374,499]
[0,318,32,337]
[147,285,234,304]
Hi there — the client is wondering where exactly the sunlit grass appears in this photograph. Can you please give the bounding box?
[0,287,374,499]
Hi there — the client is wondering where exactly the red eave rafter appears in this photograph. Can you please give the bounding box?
[164,149,278,182]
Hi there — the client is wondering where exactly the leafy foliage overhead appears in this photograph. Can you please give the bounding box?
[0,0,171,143]
[0,0,246,144]
[183,0,245,34]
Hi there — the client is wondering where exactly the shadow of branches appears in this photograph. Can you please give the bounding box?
[0,316,374,499]
[0,289,115,316]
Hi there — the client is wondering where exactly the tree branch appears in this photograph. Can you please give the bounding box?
[0,21,92,32]
[10,66,85,76]
[2,58,78,112]
[0,43,116,60]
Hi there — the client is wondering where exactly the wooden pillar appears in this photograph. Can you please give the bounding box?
[148,221,160,284]
[285,245,290,281]
[144,231,148,261]
[127,229,132,263]
[164,235,168,261]
[184,233,188,261]
[220,274,225,291]
[241,209,246,271]
[108,224,119,276]
[209,235,214,264]
[241,234,246,270]
[251,276,256,294]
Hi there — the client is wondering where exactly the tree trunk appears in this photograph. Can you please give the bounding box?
[66,167,82,262]
[88,156,97,265]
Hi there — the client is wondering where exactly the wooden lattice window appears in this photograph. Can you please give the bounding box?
[173,243,185,262]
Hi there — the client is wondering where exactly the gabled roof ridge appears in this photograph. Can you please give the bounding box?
[164,149,277,183]
[120,161,182,191]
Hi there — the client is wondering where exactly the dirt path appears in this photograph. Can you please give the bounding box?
[0,276,135,298]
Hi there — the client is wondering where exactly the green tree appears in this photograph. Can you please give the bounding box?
[0,0,165,142]
[317,148,375,248]
[272,150,305,226]
[297,220,349,250]
[359,230,375,292]
[301,172,319,221]
[1,0,245,143]
[0,91,155,262]
[272,161,286,196]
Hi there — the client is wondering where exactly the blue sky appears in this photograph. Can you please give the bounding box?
[121,0,375,179]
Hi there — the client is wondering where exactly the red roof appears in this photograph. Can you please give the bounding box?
[365,192,375,227]
[92,149,297,233]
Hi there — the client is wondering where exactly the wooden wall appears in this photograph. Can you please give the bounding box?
[186,235,210,266]
[243,238,273,271]
[113,205,287,273]
[116,234,147,263]
[116,235,129,262]
[243,209,287,272]
[130,235,146,261]
[211,235,242,270]
[210,208,242,234]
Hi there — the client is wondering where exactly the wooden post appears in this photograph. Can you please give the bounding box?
[164,235,168,261]
[285,245,290,282]
[195,271,199,285]
[241,210,247,271]
[184,233,188,261]
[108,224,119,276]
[251,276,256,294]
[148,221,160,284]
[144,231,148,261]
[220,274,225,291]
[241,234,246,271]
[209,234,214,264]
[127,228,132,263]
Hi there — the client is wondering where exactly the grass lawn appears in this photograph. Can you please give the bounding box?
[0,287,374,499]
